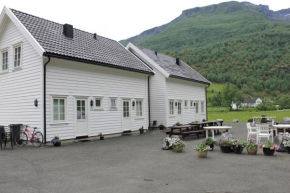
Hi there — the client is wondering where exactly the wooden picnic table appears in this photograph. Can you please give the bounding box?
[166,125,205,140]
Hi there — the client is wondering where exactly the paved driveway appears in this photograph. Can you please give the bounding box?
[1,123,290,193]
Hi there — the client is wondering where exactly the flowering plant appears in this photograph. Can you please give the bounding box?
[172,140,186,148]
[246,138,258,149]
[162,136,180,150]
[204,137,214,145]
[232,139,240,147]
[193,142,211,152]
[258,140,279,150]
[219,139,233,147]
[282,140,290,147]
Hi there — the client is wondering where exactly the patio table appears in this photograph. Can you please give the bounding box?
[203,126,232,140]
[272,124,290,134]
[167,125,204,139]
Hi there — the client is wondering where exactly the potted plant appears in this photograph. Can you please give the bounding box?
[204,137,214,151]
[232,139,247,154]
[162,136,180,150]
[246,138,258,155]
[219,139,233,153]
[282,140,290,154]
[172,140,186,153]
[193,142,211,158]
[176,122,182,126]
[258,140,280,156]
[99,133,104,140]
[51,136,61,147]
[139,126,144,134]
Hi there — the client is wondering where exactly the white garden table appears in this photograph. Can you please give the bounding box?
[203,126,232,140]
[272,125,290,134]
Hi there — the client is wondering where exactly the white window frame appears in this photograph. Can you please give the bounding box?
[94,97,103,110]
[178,101,182,115]
[201,101,205,114]
[135,99,143,117]
[1,48,8,73]
[184,100,188,108]
[169,100,175,116]
[109,97,117,109]
[51,96,67,123]
[13,43,22,68]
[195,101,199,113]
[190,100,194,108]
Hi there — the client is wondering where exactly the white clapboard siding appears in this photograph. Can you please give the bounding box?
[166,78,207,126]
[46,58,148,140]
[0,17,42,130]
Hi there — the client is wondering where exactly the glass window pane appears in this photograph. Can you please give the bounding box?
[95,99,101,107]
[82,100,85,107]
[59,113,64,120]
[77,100,80,107]
[54,113,59,121]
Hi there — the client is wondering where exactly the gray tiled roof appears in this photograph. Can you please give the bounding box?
[136,46,210,84]
[11,9,151,74]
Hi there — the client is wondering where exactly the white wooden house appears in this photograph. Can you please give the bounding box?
[232,97,262,109]
[0,7,153,141]
[126,43,211,127]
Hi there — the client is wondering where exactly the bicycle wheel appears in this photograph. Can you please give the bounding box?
[31,131,43,147]
[15,132,28,147]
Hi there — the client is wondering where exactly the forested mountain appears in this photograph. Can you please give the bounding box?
[120,1,290,98]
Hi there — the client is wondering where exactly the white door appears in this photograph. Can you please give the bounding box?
[177,101,183,123]
[122,100,131,131]
[195,101,200,122]
[75,98,88,137]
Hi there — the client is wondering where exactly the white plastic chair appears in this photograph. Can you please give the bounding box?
[256,124,273,143]
[246,123,257,141]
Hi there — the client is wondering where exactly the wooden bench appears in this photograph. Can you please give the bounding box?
[165,125,206,140]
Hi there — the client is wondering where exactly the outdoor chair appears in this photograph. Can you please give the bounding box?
[246,123,257,141]
[150,120,158,129]
[256,124,273,143]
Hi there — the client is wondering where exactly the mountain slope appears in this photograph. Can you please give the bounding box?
[120,1,290,97]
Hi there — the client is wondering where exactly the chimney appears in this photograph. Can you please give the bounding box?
[176,58,180,65]
[93,33,97,39]
[63,24,73,38]
[155,51,157,56]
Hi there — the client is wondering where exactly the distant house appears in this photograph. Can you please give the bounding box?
[126,43,211,126]
[232,97,262,109]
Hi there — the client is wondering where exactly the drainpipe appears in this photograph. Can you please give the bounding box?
[206,84,210,121]
[148,76,151,128]
[43,56,51,144]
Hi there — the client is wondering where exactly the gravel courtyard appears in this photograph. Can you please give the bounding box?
[1,123,290,193]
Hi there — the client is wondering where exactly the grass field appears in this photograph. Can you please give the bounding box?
[207,83,227,98]
[208,108,290,122]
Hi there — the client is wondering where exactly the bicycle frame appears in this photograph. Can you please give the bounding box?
[24,126,38,142]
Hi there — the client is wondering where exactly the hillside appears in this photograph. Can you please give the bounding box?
[120,1,290,98]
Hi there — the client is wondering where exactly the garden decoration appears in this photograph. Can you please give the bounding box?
[175,122,182,126]
[282,140,290,154]
[246,138,258,155]
[219,139,233,153]
[204,137,214,151]
[51,136,61,147]
[193,142,211,158]
[139,126,144,134]
[258,140,279,156]
[162,136,180,150]
[172,140,186,153]
[232,139,247,154]
[99,133,104,140]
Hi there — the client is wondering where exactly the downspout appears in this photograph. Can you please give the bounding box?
[148,76,151,128]
[43,56,51,144]
[206,84,210,121]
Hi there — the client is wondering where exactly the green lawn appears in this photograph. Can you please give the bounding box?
[208,109,290,122]
[207,83,227,98]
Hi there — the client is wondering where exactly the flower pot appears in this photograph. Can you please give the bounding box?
[173,147,183,153]
[197,151,208,158]
[139,129,144,134]
[247,148,257,155]
[263,148,275,156]
[286,147,290,154]
[100,136,104,140]
[234,146,244,154]
[209,144,214,151]
[220,146,231,153]
[52,140,61,147]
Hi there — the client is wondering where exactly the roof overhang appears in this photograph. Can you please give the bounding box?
[169,74,211,85]
[0,6,45,57]
[44,52,154,75]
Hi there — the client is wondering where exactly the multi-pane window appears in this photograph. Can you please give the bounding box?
[195,101,199,113]
[201,101,205,113]
[178,102,182,115]
[77,100,86,120]
[95,98,102,108]
[185,100,188,107]
[110,98,117,108]
[169,101,174,115]
[136,100,143,117]
[53,98,65,121]
[14,46,21,67]
[190,101,193,107]
[123,101,129,117]
[2,51,8,71]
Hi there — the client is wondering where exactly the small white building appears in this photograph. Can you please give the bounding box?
[232,97,263,109]
[0,7,153,141]
[126,43,211,127]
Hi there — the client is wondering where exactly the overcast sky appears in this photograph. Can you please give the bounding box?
[1,0,289,41]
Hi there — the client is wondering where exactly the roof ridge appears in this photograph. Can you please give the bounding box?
[10,8,117,42]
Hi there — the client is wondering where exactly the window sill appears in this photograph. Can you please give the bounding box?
[135,117,145,120]
[0,71,9,75]
[12,67,22,72]
[93,108,104,111]
[50,122,69,125]
[109,107,118,111]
